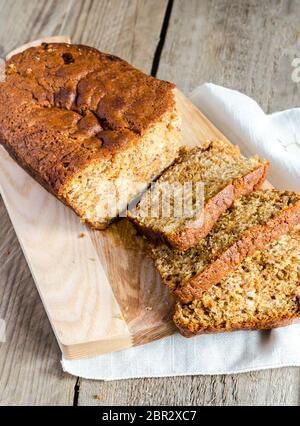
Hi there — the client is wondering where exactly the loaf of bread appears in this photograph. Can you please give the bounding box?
[174,231,300,336]
[128,140,269,250]
[0,43,181,229]
[150,190,300,303]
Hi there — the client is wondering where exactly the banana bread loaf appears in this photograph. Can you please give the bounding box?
[174,231,300,336]
[0,43,181,229]
[128,140,269,251]
[150,190,300,303]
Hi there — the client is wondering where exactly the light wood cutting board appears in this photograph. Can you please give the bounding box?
[0,37,268,360]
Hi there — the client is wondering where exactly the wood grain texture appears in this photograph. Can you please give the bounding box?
[0,0,77,406]
[60,0,169,73]
[0,0,74,57]
[0,161,75,406]
[78,368,300,406]
[158,0,300,112]
[0,0,168,405]
[0,145,133,358]
[150,0,300,407]
[1,0,300,407]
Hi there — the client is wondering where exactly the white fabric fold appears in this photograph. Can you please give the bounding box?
[62,83,300,380]
[190,84,300,191]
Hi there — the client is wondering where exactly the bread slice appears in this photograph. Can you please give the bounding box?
[0,43,181,229]
[174,231,300,336]
[128,140,269,251]
[150,190,300,303]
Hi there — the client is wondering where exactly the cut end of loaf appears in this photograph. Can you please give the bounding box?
[61,109,182,229]
[174,232,300,336]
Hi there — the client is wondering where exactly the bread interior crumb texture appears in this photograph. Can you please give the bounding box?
[151,190,300,292]
[174,232,300,334]
[62,110,181,228]
[130,140,267,233]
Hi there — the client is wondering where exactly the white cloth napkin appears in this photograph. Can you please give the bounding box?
[62,83,300,380]
[191,84,300,191]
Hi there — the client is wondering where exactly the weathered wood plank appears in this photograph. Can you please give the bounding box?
[0,0,74,57]
[77,368,300,406]
[0,0,77,406]
[0,197,76,405]
[60,0,169,72]
[0,0,169,406]
[79,0,300,407]
[153,0,300,407]
[0,0,168,73]
[158,0,300,112]
[1,0,299,407]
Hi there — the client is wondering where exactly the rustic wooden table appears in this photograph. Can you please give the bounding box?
[0,0,299,406]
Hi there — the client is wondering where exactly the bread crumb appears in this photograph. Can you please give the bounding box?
[94,394,102,400]
[78,232,86,238]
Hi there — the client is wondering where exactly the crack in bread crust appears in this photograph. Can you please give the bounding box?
[0,43,180,227]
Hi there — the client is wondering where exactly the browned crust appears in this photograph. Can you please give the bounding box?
[0,137,113,229]
[167,162,269,251]
[174,312,300,337]
[128,162,269,251]
[174,199,300,304]
[0,135,58,197]
[0,42,176,195]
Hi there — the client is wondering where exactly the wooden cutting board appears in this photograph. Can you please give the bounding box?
[0,37,265,360]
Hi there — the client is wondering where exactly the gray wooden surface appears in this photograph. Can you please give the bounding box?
[0,0,299,406]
